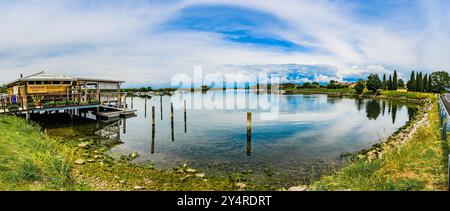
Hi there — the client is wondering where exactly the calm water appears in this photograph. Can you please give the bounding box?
[36,90,418,188]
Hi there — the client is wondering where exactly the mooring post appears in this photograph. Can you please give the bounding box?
[247,112,252,156]
[152,106,155,154]
[160,96,163,120]
[123,118,127,134]
[152,106,155,127]
[171,102,174,141]
[131,96,134,109]
[144,96,148,118]
[184,100,187,133]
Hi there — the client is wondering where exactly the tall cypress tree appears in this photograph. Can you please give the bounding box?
[423,73,428,92]
[428,74,432,92]
[388,75,393,90]
[383,74,387,90]
[408,71,415,91]
[393,70,398,90]
[416,72,422,92]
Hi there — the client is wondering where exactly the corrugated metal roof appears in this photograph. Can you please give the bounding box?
[22,71,77,81]
[5,71,125,86]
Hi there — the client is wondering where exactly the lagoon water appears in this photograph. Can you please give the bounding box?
[38,90,418,188]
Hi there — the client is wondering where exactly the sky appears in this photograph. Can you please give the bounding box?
[0,0,449,87]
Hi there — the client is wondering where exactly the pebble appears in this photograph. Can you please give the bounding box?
[74,159,85,165]
[133,186,145,190]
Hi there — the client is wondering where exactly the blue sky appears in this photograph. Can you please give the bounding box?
[0,0,449,87]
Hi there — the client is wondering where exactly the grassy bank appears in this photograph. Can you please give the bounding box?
[0,116,81,190]
[309,94,450,190]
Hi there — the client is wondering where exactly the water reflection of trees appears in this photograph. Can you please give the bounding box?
[355,98,364,111]
[364,99,415,124]
[366,100,381,120]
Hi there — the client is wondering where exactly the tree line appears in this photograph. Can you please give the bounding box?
[356,70,450,94]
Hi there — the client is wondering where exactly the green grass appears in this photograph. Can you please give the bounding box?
[0,115,83,190]
[311,94,450,191]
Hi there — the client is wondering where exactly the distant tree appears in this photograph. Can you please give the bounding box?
[398,79,405,89]
[392,70,398,90]
[428,74,432,92]
[387,75,392,90]
[407,71,416,91]
[0,85,6,94]
[302,82,312,88]
[416,72,422,92]
[430,71,450,93]
[311,82,320,88]
[355,80,365,94]
[366,74,383,93]
[423,74,428,92]
[383,74,387,90]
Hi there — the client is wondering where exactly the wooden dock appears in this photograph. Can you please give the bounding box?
[97,106,137,119]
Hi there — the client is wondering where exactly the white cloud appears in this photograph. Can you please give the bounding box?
[0,0,449,86]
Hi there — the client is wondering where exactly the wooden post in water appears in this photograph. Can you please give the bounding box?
[144,96,148,118]
[184,100,187,133]
[152,106,155,154]
[171,102,174,141]
[131,96,134,109]
[123,118,127,134]
[247,112,252,156]
[160,96,163,120]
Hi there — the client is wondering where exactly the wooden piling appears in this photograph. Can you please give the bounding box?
[131,96,134,109]
[247,112,252,156]
[152,106,155,154]
[184,100,187,133]
[171,102,174,141]
[152,106,155,126]
[123,118,127,134]
[145,96,148,118]
[160,96,163,120]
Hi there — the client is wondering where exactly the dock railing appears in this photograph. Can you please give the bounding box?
[0,92,127,114]
[438,95,450,191]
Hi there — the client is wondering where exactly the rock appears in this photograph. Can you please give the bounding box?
[195,173,205,178]
[74,159,85,165]
[78,142,91,149]
[129,152,139,160]
[87,159,95,163]
[235,183,247,189]
[94,155,102,159]
[93,150,100,154]
[288,186,308,191]
[133,186,145,190]
[186,168,197,173]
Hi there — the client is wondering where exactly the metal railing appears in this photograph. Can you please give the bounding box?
[438,95,450,191]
